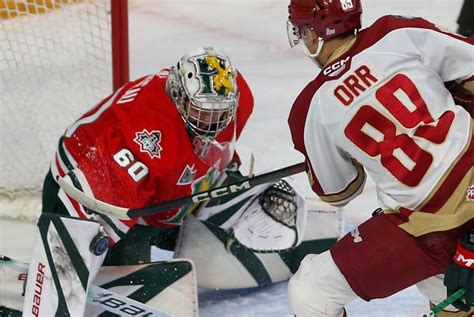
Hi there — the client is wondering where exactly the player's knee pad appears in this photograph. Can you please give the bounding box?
[23,213,108,317]
[288,251,356,317]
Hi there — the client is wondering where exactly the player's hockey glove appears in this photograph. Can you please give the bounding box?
[443,229,474,311]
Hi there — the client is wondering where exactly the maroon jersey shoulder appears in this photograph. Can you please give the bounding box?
[353,15,470,53]
[288,78,325,156]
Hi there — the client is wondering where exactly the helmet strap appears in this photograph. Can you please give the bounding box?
[203,135,225,150]
[303,37,325,68]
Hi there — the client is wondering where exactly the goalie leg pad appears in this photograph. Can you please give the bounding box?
[174,214,294,288]
[0,261,27,314]
[88,259,198,317]
[174,214,339,289]
[22,213,107,317]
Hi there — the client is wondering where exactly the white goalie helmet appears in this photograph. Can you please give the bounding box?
[166,46,239,138]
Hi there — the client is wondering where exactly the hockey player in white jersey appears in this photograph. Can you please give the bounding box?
[285,0,474,316]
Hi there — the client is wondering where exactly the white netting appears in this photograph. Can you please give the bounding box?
[0,0,113,221]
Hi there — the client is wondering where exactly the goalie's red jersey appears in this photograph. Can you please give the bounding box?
[50,69,253,231]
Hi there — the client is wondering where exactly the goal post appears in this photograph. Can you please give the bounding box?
[112,0,129,91]
[0,0,129,221]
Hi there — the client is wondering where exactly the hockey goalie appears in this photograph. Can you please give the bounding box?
[0,47,340,316]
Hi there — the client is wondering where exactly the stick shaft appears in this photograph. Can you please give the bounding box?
[127,162,306,218]
[57,162,306,220]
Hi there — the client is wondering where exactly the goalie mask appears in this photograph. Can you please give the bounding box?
[166,47,239,138]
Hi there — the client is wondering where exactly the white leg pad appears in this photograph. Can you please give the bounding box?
[288,251,357,317]
[22,214,107,317]
[88,260,198,317]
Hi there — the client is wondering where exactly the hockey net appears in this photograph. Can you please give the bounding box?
[0,0,129,221]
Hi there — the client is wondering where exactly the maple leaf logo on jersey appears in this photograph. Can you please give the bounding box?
[134,129,163,159]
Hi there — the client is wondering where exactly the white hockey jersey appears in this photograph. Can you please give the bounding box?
[288,16,473,236]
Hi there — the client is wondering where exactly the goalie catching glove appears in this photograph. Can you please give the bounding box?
[228,179,307,252]
[195,177,307,252]
[443,229,474,312]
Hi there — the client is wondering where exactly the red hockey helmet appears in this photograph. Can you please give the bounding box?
[287,0,362,47]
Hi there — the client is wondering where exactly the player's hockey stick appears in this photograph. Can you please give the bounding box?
[0,255,171,317]
[57,162,306,220]
[422,288,467,316]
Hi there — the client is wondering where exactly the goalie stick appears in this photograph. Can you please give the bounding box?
[0,255,171,317]
[57,162,306,220]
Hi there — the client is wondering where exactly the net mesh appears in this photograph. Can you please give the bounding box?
[0,0,114,220]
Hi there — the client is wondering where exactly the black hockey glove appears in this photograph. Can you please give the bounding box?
[443,230,474,312]
[445,81,474,118]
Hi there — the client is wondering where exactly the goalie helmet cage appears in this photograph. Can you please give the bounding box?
[0,0,129,221]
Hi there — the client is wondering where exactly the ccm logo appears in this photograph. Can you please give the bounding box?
[323,56,350,76]
[32,262,46,317]
[191,181,251,203]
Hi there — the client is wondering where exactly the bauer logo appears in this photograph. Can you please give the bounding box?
[32,262,46,317]
[91,291,157,316]
[134,129,163,159]
[467,185,474,201]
